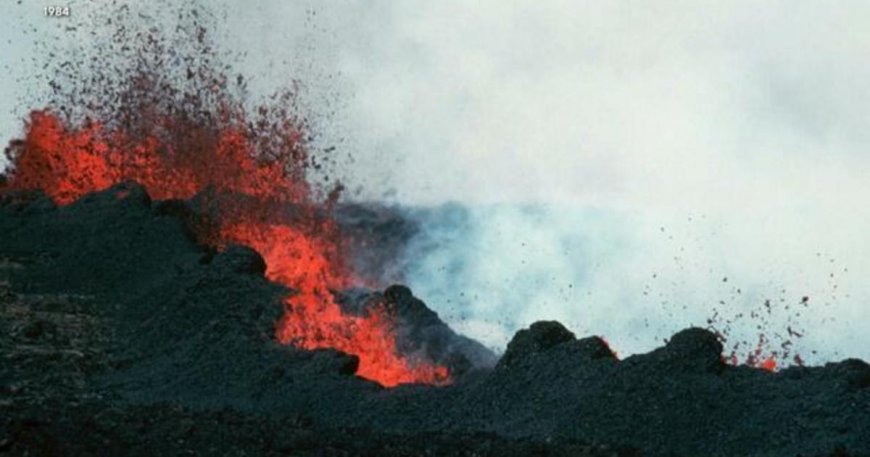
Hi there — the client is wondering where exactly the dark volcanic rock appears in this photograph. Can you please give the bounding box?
[827,359,870,390]
[573,336,618,361]
[335,284,498,378]
[305,349,361,377]
[497,320,576,369]
[3,186,870,457]
[212,245,267,275]
[644,327,725,374]
[383,284,499,373]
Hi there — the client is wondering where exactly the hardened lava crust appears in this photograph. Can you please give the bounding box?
[1,184,868,457]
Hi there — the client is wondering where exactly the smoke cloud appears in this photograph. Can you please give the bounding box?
[324,1,870,362]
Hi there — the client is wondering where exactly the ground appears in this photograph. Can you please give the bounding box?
[1,184,867,456]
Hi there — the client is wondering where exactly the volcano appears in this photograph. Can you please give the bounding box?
[2,5,869,456]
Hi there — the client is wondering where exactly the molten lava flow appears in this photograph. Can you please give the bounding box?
[1,3,450,387]
[2,110,450,387]
[219,222,449,386]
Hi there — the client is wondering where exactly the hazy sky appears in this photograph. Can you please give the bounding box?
[2,1,868,360]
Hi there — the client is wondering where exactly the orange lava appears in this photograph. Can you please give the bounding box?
[6,111,307,204]
[219,222,449,386]
[2,110,449,387]
[759,357,777,372]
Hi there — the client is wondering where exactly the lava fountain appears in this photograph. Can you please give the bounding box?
[0,8,448,387]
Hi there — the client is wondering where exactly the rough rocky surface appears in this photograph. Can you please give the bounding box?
[2,184,869,456]
[336,285,498,374]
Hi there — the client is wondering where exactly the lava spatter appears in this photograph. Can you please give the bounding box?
[0,7,448,387]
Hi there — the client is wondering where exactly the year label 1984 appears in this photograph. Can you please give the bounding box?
[44,6,71,17]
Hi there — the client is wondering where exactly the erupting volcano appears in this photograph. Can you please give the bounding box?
[0,12,447,387]
[3,4,870,456]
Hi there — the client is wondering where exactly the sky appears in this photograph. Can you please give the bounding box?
[2,1,869,362]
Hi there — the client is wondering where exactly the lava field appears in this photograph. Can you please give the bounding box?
[1,184,869,457]
[2,5,869,455]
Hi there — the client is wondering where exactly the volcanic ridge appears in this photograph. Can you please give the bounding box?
[1,184,869,457]
[2,5,869,454]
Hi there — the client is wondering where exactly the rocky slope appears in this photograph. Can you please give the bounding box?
[1,184,868,456]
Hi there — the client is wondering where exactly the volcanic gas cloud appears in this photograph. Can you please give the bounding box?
[1,11,447,387]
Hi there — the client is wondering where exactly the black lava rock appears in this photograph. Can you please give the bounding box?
[827,359,870,390]
[497,321,576,369]
[337,284,499,377]
[646,327,725,374]
[307,349,360,377]
[211,245,267,276]
[3,185,870,457]
[573,336,618,361]
[0,189,56,214]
